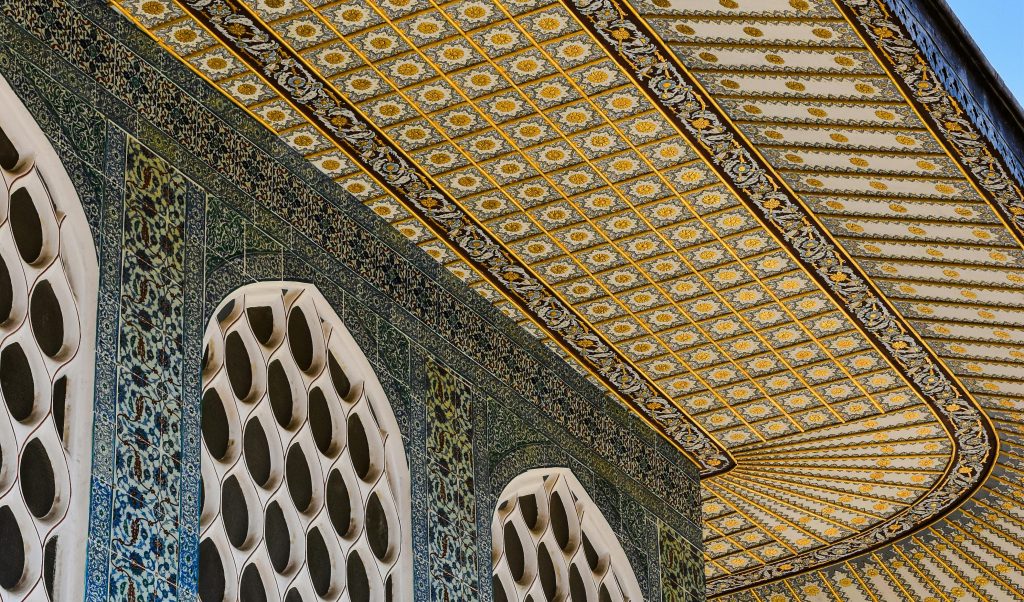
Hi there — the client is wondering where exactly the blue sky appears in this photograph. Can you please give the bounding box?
[945,0,1024,105]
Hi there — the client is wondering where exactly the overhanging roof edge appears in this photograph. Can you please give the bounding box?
[887,0,1024,187]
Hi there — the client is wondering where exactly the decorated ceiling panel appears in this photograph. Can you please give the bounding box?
[112,0,1024,598]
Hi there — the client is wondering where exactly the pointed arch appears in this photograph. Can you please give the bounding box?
[198,282,412,602]
[492,468,644,602]
[0,75,99,601]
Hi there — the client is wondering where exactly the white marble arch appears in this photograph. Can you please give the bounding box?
[0,74,99,602]
[492,467,644,602]
[198,282,412,602]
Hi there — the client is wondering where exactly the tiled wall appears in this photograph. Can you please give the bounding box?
[0,0,703,600]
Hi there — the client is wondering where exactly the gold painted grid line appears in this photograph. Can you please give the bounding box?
[932,523,1024,597]
[112,0,1024,593]
[643,0,1024,503]
[707,479,832,547]
[955,508,1024,574]
[469,2,890,423]
[967,497,1024,545]
[730,467,928,501]
[558,0,989,441]
[439,0,945,441]
[703,485,806,562]
[321,1,807,440]
[529,11,948,422]
[400,0,849,433]
[722,470,899,526]
[725,411,949,448]
[703,516,771,575]
[909,533,991,602]
[870,551,917,602]
[846,557,885,602]
[829,0,1024,253]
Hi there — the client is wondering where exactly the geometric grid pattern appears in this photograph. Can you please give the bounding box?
[0,75,97,602]
[199,283,411,601]
[491,468,644,602]
[111,0,964,468]
[104,0,1022,596]
[110,0,951,476]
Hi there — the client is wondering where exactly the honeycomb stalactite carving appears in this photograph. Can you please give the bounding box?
[0,76,97,602]
[199,283,411,602]
[492,469,644,602]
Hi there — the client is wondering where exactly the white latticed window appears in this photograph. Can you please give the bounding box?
[0,76,98,601]
[199,283,411,602]
[492,469,644,602]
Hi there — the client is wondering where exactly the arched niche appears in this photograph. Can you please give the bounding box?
[492,468,644,602]
[198,282,412,602]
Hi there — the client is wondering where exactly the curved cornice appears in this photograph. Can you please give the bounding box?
[566,0,997,592]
